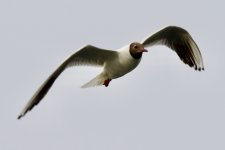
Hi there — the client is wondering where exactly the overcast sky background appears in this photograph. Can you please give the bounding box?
[0,0,224,150]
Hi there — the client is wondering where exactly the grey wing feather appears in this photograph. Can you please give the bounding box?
[142,26,204,71]
[66,45,117,67]
[18,45,117,119]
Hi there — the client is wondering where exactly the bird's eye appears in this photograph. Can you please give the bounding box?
[134,45,138,49]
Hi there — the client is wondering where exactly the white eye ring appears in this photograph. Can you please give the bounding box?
[134,45,138,49]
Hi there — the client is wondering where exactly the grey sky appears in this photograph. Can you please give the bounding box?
[0,0,224,150]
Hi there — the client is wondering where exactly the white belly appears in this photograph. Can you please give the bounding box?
[104,48,141,79]
[81,45,141,88]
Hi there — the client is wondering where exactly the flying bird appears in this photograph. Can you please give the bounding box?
[18,26,204,119]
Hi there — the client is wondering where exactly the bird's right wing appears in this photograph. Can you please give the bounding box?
[18,45,118,119]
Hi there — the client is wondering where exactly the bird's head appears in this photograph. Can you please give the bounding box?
[129,42,148,59]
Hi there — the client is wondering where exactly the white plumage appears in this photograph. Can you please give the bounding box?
[18,26,204,119]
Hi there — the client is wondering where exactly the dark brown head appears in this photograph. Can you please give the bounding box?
[129,42,148,59]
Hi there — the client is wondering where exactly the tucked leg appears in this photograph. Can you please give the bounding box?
[103,79,112,87]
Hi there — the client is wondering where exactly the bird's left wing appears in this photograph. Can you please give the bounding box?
[142,26,204,70]
[18,45,118,119]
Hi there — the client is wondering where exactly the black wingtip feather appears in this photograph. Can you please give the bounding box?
[142,26,204,72]
[17,115,22,120]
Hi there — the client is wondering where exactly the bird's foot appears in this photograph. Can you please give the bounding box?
[103,79,112,87]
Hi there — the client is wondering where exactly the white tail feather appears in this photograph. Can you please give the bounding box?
[81,73,106,88]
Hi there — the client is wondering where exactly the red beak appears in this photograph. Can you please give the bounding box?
[143,49,148,52]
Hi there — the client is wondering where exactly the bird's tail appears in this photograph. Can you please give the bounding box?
[81,73,106,88]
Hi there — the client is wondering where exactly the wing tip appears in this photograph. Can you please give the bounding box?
[17,114,24,120]
[194,66,204,71]
[17,109,28,120]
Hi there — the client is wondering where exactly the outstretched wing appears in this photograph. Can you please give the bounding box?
[142,26,204,70]
[18,45,118,119]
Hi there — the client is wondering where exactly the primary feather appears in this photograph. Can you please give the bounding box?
[18,45,117,119]
[142,26,204,70]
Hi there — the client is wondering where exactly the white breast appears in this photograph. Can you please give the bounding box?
[104,45,141,79]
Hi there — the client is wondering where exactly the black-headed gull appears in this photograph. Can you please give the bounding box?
[18,26,204,119]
